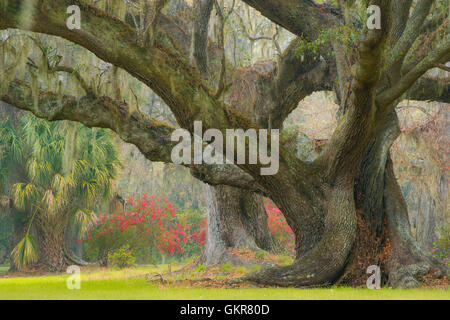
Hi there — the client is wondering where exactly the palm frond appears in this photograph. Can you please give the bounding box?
[41,189,61,217]
[11,234,38,270]
[73,208,97,237]
[11,183,37,211]
[51,173,74,198]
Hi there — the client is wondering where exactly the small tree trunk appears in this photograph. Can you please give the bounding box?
[39,230,72,272]
[383,158,444,287]
[65,223,83,259]
[98,248,109,267]
[202,184,280,265]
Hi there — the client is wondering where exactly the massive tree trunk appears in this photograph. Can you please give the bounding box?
[246,112,446,288]
[337,112,401,286]
[202,184,280,265]
[341,113,444,288]
[244,173,357,287]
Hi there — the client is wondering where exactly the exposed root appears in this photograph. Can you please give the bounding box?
[387,256,449,288]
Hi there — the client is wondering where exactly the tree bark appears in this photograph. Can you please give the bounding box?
[65,224,83,261]
[190,0,213,75]
[244,110,446,287]
[38,228,72,272]
[334,113,444,287]
[383,157,445,288]
[202,184,280,265]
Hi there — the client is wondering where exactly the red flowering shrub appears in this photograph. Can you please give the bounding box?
[264,199,296,255]
[81,194,204,265]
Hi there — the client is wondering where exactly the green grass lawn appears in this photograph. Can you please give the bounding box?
[0,266,448,300]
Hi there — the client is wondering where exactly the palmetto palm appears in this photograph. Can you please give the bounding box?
[0,114,119,271]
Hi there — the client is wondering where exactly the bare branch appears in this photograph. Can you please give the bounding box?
[267,41,334,128]
[142,0,169,47]
[213,0,227,99]
[387,0,435,78]
[190,0,214,75]
[1,76,264,192]
[190,164,267,195]
[48,65,93,97]
[390,0,413,45]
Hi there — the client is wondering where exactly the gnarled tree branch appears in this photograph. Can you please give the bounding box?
[1,79,176,163]
[240,0,340,39]
[0,0,249,133]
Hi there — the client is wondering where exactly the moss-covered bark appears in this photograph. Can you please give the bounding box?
[202,184,280,265]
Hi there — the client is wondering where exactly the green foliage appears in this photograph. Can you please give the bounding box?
[220,262,234,273]
[10,234,38,269]
[193,264,206,273]
[83,216,148,266]
[295,25,362,59]
[108,245,136,269]
[431,225,450,266]
[0,114,120,269]
[255,250,266,260]
[175,208,205,258]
